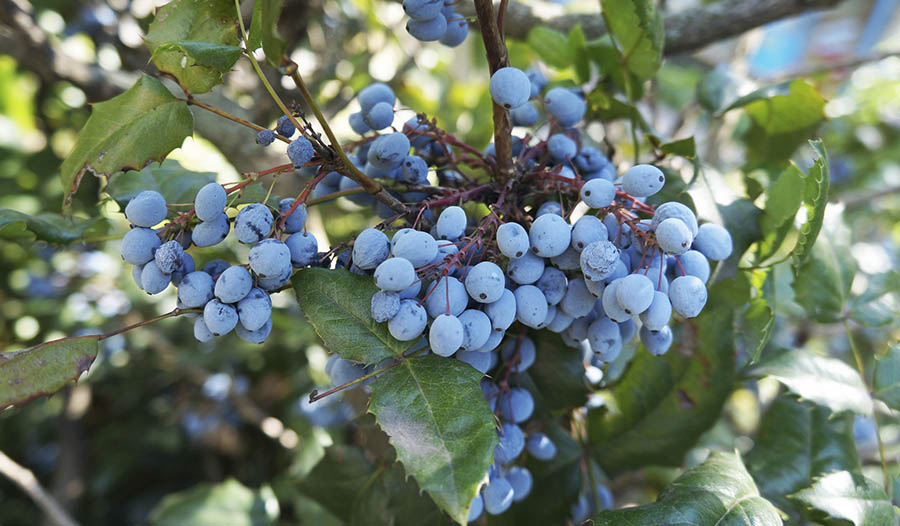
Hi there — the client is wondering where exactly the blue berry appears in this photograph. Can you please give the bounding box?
[202,259,230,279]
[400,155,429,184]
[249,239,291,279]
[496,222,529,259]
[544,87,586,127]
[482,476,514,515]
[514,285,548,329]
[121,227,161,265]
[506,250,545,285]
[152,240,182,274]
[287,138,315,168]
[285,232,318,267]
[439,15,468,47]
[622,164,665,197]
[125,190,167,227]
[388,299,428,340]
[214,265,253,303]
[374,257,417,292]
[580,178,616,209]
[535,267,567,305]
[368,132,411,170]
[371,290,401,322]
[640,291,672,331]
[457,350,492,373]
[458,309,491,351]
[601,278,631,322]
[510,102,539,126]
[364,101,394,130]
[640,325,673,355]
[484,288,516,332]
[580,240,620,282]
[402,0,442,20]
[526,433,557,461]
[171,252,195,286]
[203,299,238,336]
[588,317,622,362]
[275,115,296,138]
[349,112,371,135]
[489,67,530,109]
[234,203,273,244]
[194,317,214,342]
[358,83,395,114]
[436,206,466,240]
[558,278,593,318]
[465,261,505,303]
[529,213,571,257]
[548,133,577,162]
[391,230,437,268]
[668,275,707,318]
[500,336,536,373]
[407,14,447,41]
[429,314,464,356]
[673,250,710,283]
[195,183,227,222]
[652,202,698,237]
[477,330,505,353]
[424,276,468,318]
[141,261,171,294]
[177,271,215,308]
[256,129,275,146]
[506,466,533,501]
[468,495,484,523]
[575,146,610,172]
[278,198,307,234]
[235,316,272,344]
[692,223,733,261]
[235,288,272,331]
[192,213,230,247]
[353,228,390,270]
[571,215,608,252]
[616,273,655,315]
[656,217,693,255]
[494,423,524,465]
[526,68,548,98]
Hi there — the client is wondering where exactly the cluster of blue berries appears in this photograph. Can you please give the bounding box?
[256,114,317,171]
[402,0,468,46]
[119,184,319,344]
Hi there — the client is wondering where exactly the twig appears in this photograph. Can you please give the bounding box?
[0,449,79,526]
[185,98,291,143]
[309,347,429,403]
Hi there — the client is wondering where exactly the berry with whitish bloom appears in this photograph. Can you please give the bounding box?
[424,276,468,318]
[194,317,214,342]
[195,183,227,222]
[544,87,586,127]
[692,223,733,261]
[358,83,395,113]
[601,278,631,322]
[192,213,230,247]
[125,190,167,227]
[456,350,492,373]
[353,228,390,270]
[526,68,548,98]
[622,164,665,197]
[328,358,366,386]
[496,222,529,259]
[141,261,171,294]
[429,314,464,356]
[215,265,253,303]
[236,317,272,344]
[371,290,401,322]
[275,115,295,137]
[616,273,655,315]
[499,387,534,423]
[285,231,318,267]
[588,317,622,361]
[641,325,673,355]
[500,336,536,373]
[547,309,574,333]
[483,476,514,515]
[559,278,595,318]
[468,495,484,523]
[349,112,370,135]
[237,288,272,331]
[203,299,238,336]
[526,432,557,460]
[400,155,429,184]
[234,203,273,244]
[510,102,539,126]
[177,271,215,308]
[485,288,516,332]
[477,330,505,353]
[656,217,693,255]
[640,291,672,331]
[506,250,545,285]
[669,275,708,318]
[580,178,616,209]
[489,67,531,109]
[256,129,275,146]
[121,227,161,265]
[529,213,571,257]
[364,101,394,130]
[202,259,230,279]
[249,239,291,278]
[506,466,533,501]
[547,133,577,162]
[278,198,307,234]
[392,230,437,268]
[580,240,620,282]
[575,146,609,172]
[402,0,442,20]
[535,267,568,305]
[171,253,195,286]
[652,201,698,238]
[514,285,548,329]
[465,261,506,303]
[440,14,469,47]
[494,423,525,465]
[458,309,492,351]
[374,257,417,291]
[287,137,315,168]
[406,14,447,41]
[550,246,581,270]
[368,132,411,170]
[436,206,466,240]
[536,201,563,217]
[388,299,428,340]
[673,250,710,283]
[571,215,608,252]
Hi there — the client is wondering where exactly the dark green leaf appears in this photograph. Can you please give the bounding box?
[592,452,781,525]
[757,163,806,261]
[793,232,856,323]
[748,349,872,415]
[105,159,216,211]
[601,0,664,82]
[383,463,457,526]
[740,81,826,163]
[248,0,287,67]
[849,271,900,327]
[527,27,570,69]
[658,136,696,159]
[697,66,739,113]
[720,81,793,114]
[148,478,278,525]
[296,446,391,526]
[528,331,588,411]
[60,75,193,211]
[717,198,763,279]
[144,0,240,94]
[368,355,497,525]
[567,25,590,83]
[791,471,894,526]
[741,297,774,365]
[791,140,830,272]
[0,209,106,245]
[1,336,99,409]
[747,395,861,521]
[586,91,654,132]
[292,268,413,365]
[874,343,900,411]
[587,281,738,475]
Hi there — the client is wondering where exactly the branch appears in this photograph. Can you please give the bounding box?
[461,0,846,56]
[0,449,79,526]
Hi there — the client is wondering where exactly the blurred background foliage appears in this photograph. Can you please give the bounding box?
[0,0,899,524]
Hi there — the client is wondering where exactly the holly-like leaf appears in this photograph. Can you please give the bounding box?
[527,27,570,69]
[144,0,240,94]
[248,0,287,67]
[757,163,807,261]
[0,208,106,245]
[793,232,856,323]
[592,452,782,525]
[292,268,413,365]
[587,281,739,476]
[1,336,99,410]
[383,463,457,526]
[748,349,872,415]
[368,355,497,525]
[149,478,278,526]
[601,0,664,82]
[60,75,193,211]
[791,471,894,526]
[874,343,900,411]
[849,271,900,328]
[791,140,830,272]
[740,81,826,163]
[747,395,861,521]
[105,159,216,211]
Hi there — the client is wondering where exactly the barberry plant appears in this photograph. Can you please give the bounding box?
[1,0,899,525]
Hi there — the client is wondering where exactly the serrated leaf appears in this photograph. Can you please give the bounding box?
[791,471,894,526]
[592,452,782,525]
[874,343,900,411]
[1,336,99,410]
[292,268,413,365]
[741,297,774,364]
[144,0,240,94]
[105,159,216,210]
[601,0,664,82]
[60,75,193,211]
[748,349,872,415]
[527,27,570,69]
[850,271,900,327]
[0,208,107,245]
[793,232,856,323]
[587,281,738,475]
[757,163,806,261]
[149,478,278,526]
[296,446,391,526]
[383,463,457,526]
[248,0,286,67]
[747,395,862,521]
[528,331,588,411]
[368,355,497,525]
[791,140,830,272]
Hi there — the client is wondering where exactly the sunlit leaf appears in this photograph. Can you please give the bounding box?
[1,336,99,410]
[0,209,106,245]
[791,471,894,526]
[149,478,278,525]
[601,0,664,82]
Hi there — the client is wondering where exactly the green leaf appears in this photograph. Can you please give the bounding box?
[248,0,287,67]
[368,355,497,525]
[296,446,391,525]
[149,478,278,526]
[383,463,457,526]
[588,281,738,475]
[1,336,99,409]
[748,349,872,415]
[793,232,856,323]
[791,140,830,272]
[105,159,216,211]
[740,81,826,163]
[874,343,900,411]
[567,25,590,83]
[658,136,696,159]
[747,395,861,520]
[757,163,807,261]
[292,268,413,365]
[721,81,794,114]
[60,75,193,211]
[592,452,782,525]
[601,0,664,82]
[528,331,588,411]
[697,66,739,114]
[791,471,894,526]
[741,297,775,365]
[0,208,106,245]
[527,27,570,69]
[849,271,900,327]
[144,0,240,94]
[717,198,763,277]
